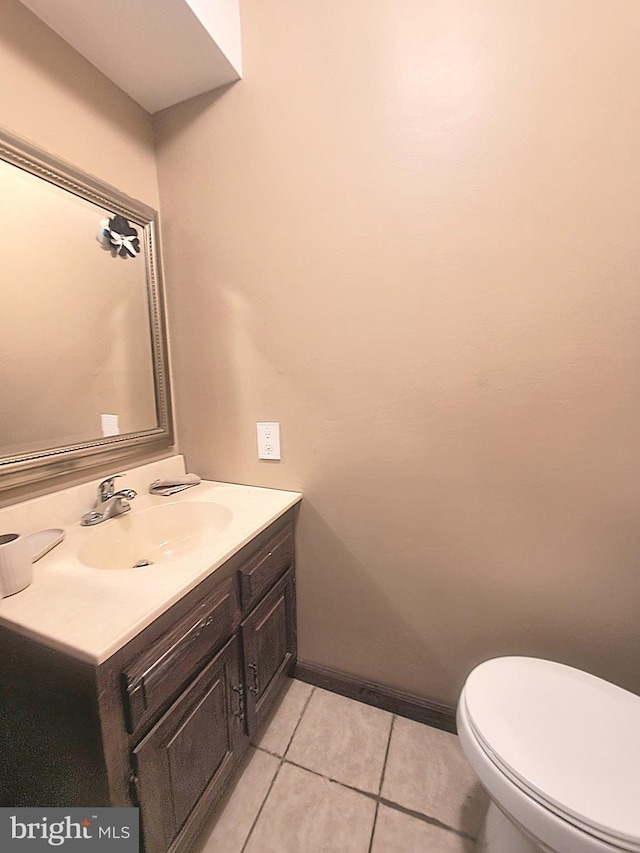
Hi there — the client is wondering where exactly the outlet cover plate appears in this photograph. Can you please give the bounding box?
[256,422,281,460]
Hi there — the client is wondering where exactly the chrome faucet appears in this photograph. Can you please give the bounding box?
[81,474,137,526]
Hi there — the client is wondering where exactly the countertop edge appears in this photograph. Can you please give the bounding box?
[0,483,302,665]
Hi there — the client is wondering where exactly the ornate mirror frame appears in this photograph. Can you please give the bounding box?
[0,127,173,492]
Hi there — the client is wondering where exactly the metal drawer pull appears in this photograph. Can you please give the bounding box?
[248,661,260,695]
[232,684,245,722]
[128,769,140,806]
[193,613,215,639]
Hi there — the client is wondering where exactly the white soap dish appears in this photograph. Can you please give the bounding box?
[23,528,65,562]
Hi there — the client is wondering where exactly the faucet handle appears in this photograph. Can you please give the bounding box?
[97,473,124,501]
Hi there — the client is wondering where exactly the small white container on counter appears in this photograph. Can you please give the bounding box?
[0,533,33,597]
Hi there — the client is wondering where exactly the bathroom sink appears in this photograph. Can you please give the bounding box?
[77,501,232,570]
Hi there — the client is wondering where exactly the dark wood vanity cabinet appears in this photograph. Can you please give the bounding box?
[0,510,297,853]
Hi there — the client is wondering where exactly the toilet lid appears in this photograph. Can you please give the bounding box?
[464,657,640,849]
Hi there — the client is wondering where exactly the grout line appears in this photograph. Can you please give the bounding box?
[282,756,380,796]
[378,713,396,796]
[280,756,475,843]
[282,684,315,759]
[240,683,316,852]
[250,681,315,756]
[366,710,395,852]
[254,744,284,760]
[239,756,283,853]
[375,796,476,842]
[367,802,380,853]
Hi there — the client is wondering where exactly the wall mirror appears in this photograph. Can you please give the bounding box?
[0,127,173,492]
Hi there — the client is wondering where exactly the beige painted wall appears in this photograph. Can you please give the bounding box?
[0,0,171,506]
[155,0,640,706]
[0,0,159,205]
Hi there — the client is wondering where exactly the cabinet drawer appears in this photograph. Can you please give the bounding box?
[122,576,239,733]
[239,522,294,612]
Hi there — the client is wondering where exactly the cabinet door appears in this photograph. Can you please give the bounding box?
[241,570,296,734]
[132,636,246,853]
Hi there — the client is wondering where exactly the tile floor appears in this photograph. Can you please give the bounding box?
[194,679,488,852]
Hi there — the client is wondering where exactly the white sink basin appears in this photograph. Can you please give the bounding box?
[77,501,232,570]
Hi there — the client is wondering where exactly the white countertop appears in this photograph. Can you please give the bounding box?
[0,458,301,664]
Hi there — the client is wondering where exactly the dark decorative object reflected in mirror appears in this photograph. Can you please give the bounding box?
[99,214,141,258]
[0,126,173,492]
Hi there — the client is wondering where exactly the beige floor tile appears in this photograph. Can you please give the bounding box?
[285,688,393,793]
[371,804,474,853]
[381,718,488,837]
[244,762,376,853]
[198,747,280,853]
[251,677,314,756]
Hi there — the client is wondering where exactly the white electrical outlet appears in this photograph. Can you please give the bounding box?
[101,413,119,437]
[257,422,281,460]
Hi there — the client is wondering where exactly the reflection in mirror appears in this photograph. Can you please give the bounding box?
[0,127,172,491]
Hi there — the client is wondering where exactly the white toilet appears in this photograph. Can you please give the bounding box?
[456,657,640,853]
